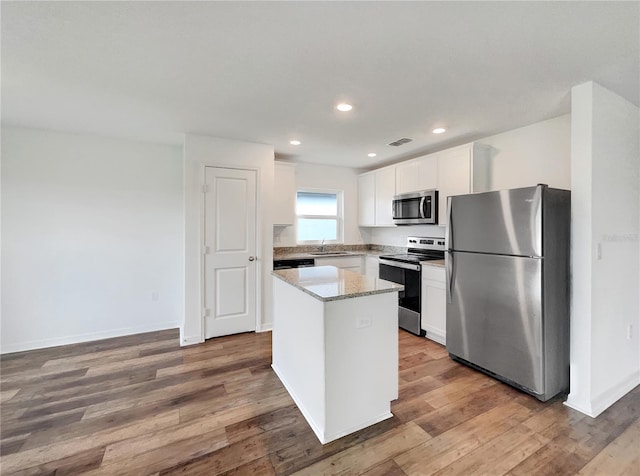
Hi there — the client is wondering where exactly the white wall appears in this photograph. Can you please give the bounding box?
[1,127,183,353]
[183,134,274,343]
[367,115,571,246]
[566,82,640,417]
[478,114,571,191]
[274,163,367,246]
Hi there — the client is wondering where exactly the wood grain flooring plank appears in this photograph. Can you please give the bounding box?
[420,371,496,409]
[359,459,408,476]
[578,417,640,476]
[224,405,301,445]
[290,422,430,476]
[431,424,549,476]
[413,382,521,437]
[21,397,187,451]
[84,427,228,476]
[177,386,291,425]
[394,400,531,476]
[1,409,86,440]
[81,379,226,420]
[0,409,179,474]
[159,412,313,476]
[218,455,277,476]
[0,433,30,457]
[269,415,404,475]
[8,446,106,476]
[0,389,21,404]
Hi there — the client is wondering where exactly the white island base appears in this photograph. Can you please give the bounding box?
[272,266,401,444]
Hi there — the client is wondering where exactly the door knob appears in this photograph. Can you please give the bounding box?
[248,256,256,261]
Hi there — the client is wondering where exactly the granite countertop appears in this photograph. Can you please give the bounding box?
[272,266,404,302]
[275,251,366,260]
[422,259,445,268]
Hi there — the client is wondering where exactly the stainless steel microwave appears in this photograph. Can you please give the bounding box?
[392,190,439,225]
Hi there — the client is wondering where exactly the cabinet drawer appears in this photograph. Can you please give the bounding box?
[423,265,445,284]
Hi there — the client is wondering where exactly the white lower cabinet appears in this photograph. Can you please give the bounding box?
[421,265,446,345]
[314,256,363,273]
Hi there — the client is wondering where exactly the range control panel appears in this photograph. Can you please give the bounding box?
[407,236,445,251]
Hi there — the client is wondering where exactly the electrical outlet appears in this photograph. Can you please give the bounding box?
[152,291,159,302]
[356,316,372,329]
[628,324,633,340]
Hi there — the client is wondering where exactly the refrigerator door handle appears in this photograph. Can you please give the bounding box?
[446,196,453,249]
[446,251,455,304]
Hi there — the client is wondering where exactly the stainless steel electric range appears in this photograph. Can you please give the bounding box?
[379,236,445,336]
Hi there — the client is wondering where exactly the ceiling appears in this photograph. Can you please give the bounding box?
[2,2,638,169]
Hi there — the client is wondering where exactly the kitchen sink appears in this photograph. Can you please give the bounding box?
[310,251,351,255]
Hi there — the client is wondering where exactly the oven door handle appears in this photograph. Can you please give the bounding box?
[379,258,421,272]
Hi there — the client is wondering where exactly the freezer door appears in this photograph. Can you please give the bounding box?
[447,186,542,257]
[446,251,544,395]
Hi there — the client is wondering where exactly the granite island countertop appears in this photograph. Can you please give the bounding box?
[272,266,403,302]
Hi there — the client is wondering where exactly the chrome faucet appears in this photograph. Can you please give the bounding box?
[319,239,326,252]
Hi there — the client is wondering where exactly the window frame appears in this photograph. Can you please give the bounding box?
[295,188,344,245]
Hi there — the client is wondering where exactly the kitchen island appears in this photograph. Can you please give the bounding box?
[272,266,403,444]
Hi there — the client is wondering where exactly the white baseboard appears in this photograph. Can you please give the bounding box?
[257,322,273,332]
[565,370,640,418]
[424,329,446,346]
[1,321,180,354]
[180,334,204,346]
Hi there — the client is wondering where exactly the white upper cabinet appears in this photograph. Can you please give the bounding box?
[358,167,396,227]
[436,143,490,226]
[273,162,296,226]
[358,172,376,226]
[375,167,396,226]
[395,156,438,195]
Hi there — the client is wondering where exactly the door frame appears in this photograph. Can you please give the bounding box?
[201,165,259,339]
[183,161,265,345]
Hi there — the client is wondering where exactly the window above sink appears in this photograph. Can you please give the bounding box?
[296,189,344,245]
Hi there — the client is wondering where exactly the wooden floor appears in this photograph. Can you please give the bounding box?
[1,330,639,476]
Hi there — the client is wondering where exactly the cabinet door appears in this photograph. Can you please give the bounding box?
[358,173,376,226]
[375,167,396,226]
[273,163,296,225]
[395,161,420,195]
[418,156,438,191]
[396,157,437,194]
[421,266,446,345]
[437,148,471,226]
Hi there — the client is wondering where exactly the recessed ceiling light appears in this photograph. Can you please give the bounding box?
[289,140,301,145]
[336,103,353,112]
[368,153,377,158]
[432,128,446,134]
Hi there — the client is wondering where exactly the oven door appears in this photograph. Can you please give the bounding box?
[379,259,423,335]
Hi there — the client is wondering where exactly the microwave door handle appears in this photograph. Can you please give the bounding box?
[419,196,426,218]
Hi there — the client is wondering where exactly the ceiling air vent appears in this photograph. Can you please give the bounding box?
[387,137,413,147]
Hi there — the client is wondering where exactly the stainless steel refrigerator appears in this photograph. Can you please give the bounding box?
[445,184,570,401]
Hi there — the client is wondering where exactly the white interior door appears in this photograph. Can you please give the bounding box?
[204,167,257,339]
